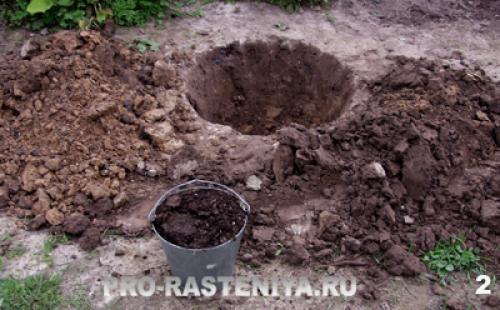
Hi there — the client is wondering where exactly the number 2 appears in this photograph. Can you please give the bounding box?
[476,275,491,295]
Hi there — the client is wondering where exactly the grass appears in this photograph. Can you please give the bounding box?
[40,234,69,267]
[5,245,26,259]
[422,238,483,284]
[0,274,63,310]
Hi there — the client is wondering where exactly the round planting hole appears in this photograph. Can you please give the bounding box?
[186,40,355,135]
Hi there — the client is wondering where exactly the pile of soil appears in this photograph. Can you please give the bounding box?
[237,55,500,280]
[0,31,194,249]
[152,189,247,248]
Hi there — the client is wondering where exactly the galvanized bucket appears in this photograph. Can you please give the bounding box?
[148,179,250,287]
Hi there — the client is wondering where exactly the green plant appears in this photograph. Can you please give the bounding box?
[5,245,26,259]
[422,238,483,284]
[1,0,173,30]
[0,274,63,310]
[40,234,69,266]
[134,38,160,52]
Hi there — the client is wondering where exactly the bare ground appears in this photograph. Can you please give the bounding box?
[1,1,499,309]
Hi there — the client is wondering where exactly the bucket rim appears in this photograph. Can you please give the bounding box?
[148,179,250,252]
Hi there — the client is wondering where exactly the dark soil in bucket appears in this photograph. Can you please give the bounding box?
[152,189,247,248]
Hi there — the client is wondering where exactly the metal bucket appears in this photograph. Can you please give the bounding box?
[148,179,250,287]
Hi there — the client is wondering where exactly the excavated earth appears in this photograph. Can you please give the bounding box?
[0,30,499,291]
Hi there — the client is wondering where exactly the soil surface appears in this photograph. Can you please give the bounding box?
[186,39,354,135]
[152,189,247,248]
[1,1,500,308]
[0,30,499,276]
[183,55,500,283]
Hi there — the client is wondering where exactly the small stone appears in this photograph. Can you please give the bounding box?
[113,191,128,208]
[20,39,38,59]
[403,215,415,224]
[137,160,146,171]
[363,162,386,179]
[0,186,8,208]
[475,110,490,122]
[327,266,337,275]
[45,208,65,226]
[85,182,111,201]
[246,175,262,191]
[44,157,62,171]
[240,253,253,263]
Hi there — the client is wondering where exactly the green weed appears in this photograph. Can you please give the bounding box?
[134,38,160,52]
[422,238,483,284]
[1,0,172,30]
[5,245,26,259]
[40,234,69,266]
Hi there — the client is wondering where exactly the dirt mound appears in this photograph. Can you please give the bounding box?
[0,31,191,248]
[152,189,247,248]
[235,56,500,276]
[186,39,354,135]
